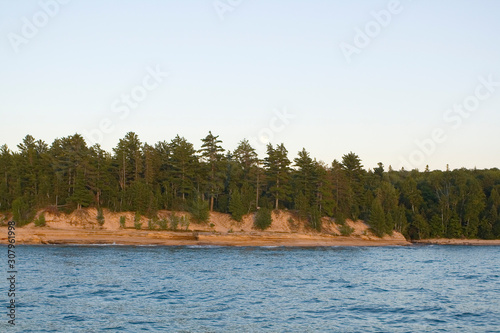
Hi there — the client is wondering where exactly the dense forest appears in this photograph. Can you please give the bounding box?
[1,132,499,240]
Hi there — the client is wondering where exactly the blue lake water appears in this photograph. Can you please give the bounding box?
[2,245,500,332]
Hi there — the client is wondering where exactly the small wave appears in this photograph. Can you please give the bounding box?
[185,245,224,248]
[62,315,85,321]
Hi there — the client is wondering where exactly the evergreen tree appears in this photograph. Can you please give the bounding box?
[96,208,105,226]
[341,152,364,220]
[199,131,225,211]
[170,135,197,203]
[412,213,430,239]
[429,214,444,238]
[264,143,291,209]
[69,169,93,209]
[189,194,210,223]
[254,207,272,230]
[228,189,245,222]
[233,139,259,211]
[113,132,143,191]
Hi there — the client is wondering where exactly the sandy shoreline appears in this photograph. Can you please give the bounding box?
[0,227,411,247]
[412,238,500,246]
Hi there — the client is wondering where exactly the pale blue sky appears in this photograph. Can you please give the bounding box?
[1,0,500,170]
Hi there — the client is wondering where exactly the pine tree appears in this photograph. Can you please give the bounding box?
[233,139,259,212]
[429,214,444,238]
[113,132,143,191]
[254,207,272,230]
[69,169,93,209]
[199,131,225,211]
[170,135,197,203]
[293,148,316,218]
[229,189,245,222]
[341,152,364,220]
[412,213,430,239]
[96,208,105,226]
[189,194,210,223]
[264,143,291,210]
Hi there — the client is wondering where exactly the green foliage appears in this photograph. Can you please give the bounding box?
[369,199,387,237]
[229,189,245,222]
[199,131,225,212]
[393,206,408,236]
[34,213,46,227]
[180,215,190,230]
[339,224,354,236]
[12,197,34,226]
[158,218,168,230]
[147,219,156,230]
[478,218,494,240]
[411,213,430,240]
[96,208,105,226]
[254,208,272,230]
[134,212,142,230]
[335,213,346,226]
[119,216,126,229]
[169,215,180,230]
[341,152,364,220]
[124,180,156,216]
[134,221,142,230]
[446,214,462,238]
[69,169,93,209]
[264,143,291,209]
[429,214,444,238]
[189,196,210,223]
[309,207,322,232]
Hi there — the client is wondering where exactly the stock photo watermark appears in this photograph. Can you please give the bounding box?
[84,65,169,146]
[399,74,499,170]
[213,0,243,21]
[248,107,295,151]
[339,0,405,64]
[6,221,16,326]
[7,0,71,53]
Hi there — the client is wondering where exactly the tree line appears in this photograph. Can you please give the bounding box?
[1,132,499,239]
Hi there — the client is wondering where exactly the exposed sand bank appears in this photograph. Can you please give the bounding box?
[0,208,410,247]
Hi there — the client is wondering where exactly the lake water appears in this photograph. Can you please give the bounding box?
[3,245,500,332]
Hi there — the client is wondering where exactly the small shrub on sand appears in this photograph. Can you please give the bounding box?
[339,224,354,236]
[119,216,126,229]
[34,214,46,227]
[96,208,105,226]
[254,208,272,230]
[169,215,180,231]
